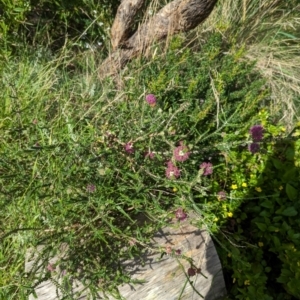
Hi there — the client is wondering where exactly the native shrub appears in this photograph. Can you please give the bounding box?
[1,31,299,299]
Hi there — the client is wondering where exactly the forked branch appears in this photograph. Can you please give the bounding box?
[99,0,218,78]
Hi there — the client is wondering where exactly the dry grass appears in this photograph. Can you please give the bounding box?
[199,0,300,127]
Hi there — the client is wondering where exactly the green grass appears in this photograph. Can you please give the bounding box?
[0,0,300,299]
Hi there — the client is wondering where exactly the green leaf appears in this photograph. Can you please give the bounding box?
[283,167,296,182]
[271,158,283,170]
[285,147,295,160]
[272,236,280,248]
[116,205,134,222]
[265,267,271,273]
[286,183,298,201]
[259,210,271,217]
[13,7,26,12]
[278,31,297,39]
[282,221,292,231]
[281,207,298,217]
[260,200,273,208]
[255,222,267,231]
[277,275,288,284]
[268,226,278,232]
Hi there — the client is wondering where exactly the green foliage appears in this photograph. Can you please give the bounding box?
[1,0,300,298]
[215,122,300,299]
[125,33,268,156]
[0,0,120,54]
[0,33,271,297]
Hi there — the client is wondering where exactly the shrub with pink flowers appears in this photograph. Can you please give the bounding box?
[2,30,299,300]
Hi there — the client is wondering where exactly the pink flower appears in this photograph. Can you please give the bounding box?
[145,94,157,106]
[165,246,172,255]
[124,142,134,154]
[47,263,56,272]
[217,191,227,201]
[145,151,155,159]
[200,162,213,175]
[166,161,180,179]
[173,142,190,162]
[175,208,187,221]
[87,184,96,193]
[129,238,137,246]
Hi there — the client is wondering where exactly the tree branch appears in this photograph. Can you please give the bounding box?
[99,0,218,78]
[111,0,146,50]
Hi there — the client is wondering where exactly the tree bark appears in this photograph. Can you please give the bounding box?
[99,0,218,79]
[110,0,146,50]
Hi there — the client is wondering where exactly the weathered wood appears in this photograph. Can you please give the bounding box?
[111,0,146,50]
[123,0,218,49]
[99,0,218,78]
[26,219,226,299]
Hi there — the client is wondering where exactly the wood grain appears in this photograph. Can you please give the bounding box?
[99,0,218,78]
[110,0,146,50]
[26,220,226,299]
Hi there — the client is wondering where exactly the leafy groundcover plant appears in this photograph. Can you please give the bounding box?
[215,118,300,299]
[0,31,299,299]
[0,0,120,55]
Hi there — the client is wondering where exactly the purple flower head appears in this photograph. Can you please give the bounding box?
[187,267,196,277]
[175,208,187,221]
[173,142,190,162]
[200,162,213,176]
[145,94,157,106]
[175,249,182,255]
[166,161,180,179]
[249,125,264,141]
[125,142,134,154]
[248,142,260,154]
[217,191,227,201]
[87,184,96,193]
